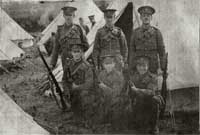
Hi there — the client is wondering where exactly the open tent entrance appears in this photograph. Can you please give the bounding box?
[115,2,133,58]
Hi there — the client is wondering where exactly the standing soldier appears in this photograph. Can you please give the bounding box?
[129,6,166,74]
[50,6,88,69]
[93,9,128,71]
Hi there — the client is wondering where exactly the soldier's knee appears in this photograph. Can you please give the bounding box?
[152,95,164,109]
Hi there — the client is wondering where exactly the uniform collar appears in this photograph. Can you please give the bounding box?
[136,70,150,77]
[64,23,73,29]
[141,24,151,30]
[73,58,82,64]
[105,69,116,76]
[104,24,114,31]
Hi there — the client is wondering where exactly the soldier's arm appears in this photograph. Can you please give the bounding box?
[73,66,94,91]
[156,29,166,70]
[92,30,101,68]
[137,76,158,96]
[62,67,72,95]
[50,29,61,67]
[130,74,157,97]
[119,30,128,63]
[133,87,155,97]
[78,25,89,48]
[129,29,136,68]
[86,25,90,35]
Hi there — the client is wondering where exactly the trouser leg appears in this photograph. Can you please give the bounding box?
[149,96,161,134]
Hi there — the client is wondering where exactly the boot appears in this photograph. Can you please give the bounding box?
[149,98,160,135]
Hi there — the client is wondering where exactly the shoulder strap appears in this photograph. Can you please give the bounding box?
[75,24,85,44]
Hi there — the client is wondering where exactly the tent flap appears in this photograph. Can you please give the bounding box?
[0,88,49,135]
[0,7,33,48]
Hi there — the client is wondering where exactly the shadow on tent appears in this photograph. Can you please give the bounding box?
[115,2,133,61]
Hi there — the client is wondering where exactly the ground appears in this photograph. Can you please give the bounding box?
[0,46,198,134]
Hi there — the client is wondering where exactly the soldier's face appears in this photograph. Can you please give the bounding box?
[103,61,115,73]
[71,49,83,61]
[140,13,152,25]
[136,64,148,75]
[104,16,115,26]
[63,14,74,25]
[90,18,95,23]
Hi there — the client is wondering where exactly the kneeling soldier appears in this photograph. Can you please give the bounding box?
[98,55,125,127]
[129,56,164,134]
[62,43,93,116]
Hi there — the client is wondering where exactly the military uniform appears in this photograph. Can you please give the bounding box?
[50,7,88,68]
[50,23,88,67]
[129,6,165,74]
[99,69,124,97]
[93,9,128,70]
[130,71,164,133]
[62,58,94,116]
[98,65,125,127]
[44,33,55,56]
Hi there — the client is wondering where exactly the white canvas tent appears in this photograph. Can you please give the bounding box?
[38,0,103,52]
[0,51,9,61]
[0,38,24,61]
[0,7,34,48]
[0,88,49,135]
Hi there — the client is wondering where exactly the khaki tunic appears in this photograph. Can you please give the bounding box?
[93,25,128,69]
[62,58,94,117]
[129,25,166,73]
[98,69,125,124]
[50,24,88,68]
[129,71,163,129]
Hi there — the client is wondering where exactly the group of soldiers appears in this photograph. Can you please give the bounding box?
[50,5,166,134]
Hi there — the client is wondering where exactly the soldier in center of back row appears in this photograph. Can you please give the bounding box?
[93,9,128,71]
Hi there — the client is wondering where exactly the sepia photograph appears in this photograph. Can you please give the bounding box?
[0,0,199,134]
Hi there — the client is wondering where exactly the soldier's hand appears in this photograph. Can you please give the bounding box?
[124,62,128,70]
[131,85,138,92]
[99,82,107,89]
[72,83,79,89]
[157,68,163,75]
